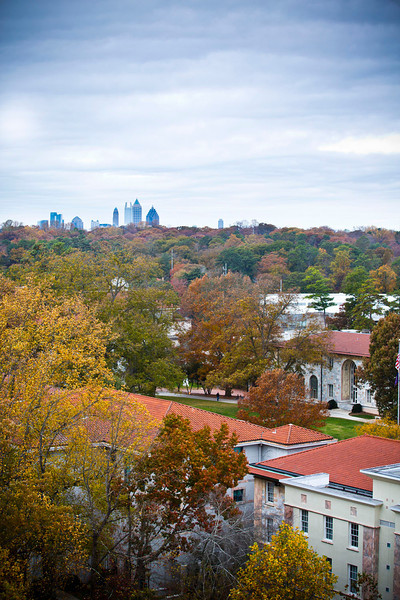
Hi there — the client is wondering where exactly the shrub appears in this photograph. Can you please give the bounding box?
[351,403,362,414]
[327,399,338,410]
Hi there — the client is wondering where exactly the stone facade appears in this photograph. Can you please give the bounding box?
[362,526,380,577]
[304,353,377,412]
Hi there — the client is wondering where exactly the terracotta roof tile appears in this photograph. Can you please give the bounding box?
[130,394,333,446]
[328,331,370,357]
[250,435,400,491]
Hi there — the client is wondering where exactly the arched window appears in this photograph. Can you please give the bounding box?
[310,375,318,399]
[341,360,358,403]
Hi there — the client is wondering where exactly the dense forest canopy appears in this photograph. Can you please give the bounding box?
[1,221,400,294]
[1,220,400,397]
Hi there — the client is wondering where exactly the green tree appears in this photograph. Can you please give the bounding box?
[229,523,337,600]
[361,312,400,418]
[303,266,334,325]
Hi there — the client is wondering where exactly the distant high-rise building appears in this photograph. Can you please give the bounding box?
[124,202,132,225]
[146,206,159,226]
[218,219,224,229]
[132,199,142,224]
[113,208,119,227]
[71,216,84,230]
[91,220,100,230]
[37,220,48,229]
[50,212,63,229]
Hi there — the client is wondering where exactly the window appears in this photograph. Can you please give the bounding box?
[328,357,334,368]
[328,384,334,398]
[348,564,358,594]
[266,517,274,542]
[310,375,318,399]
[265,481,274,503]
[325,516,333,541]
[325,557,332,573]
[233,489,244,502]
[366,389,372,403]
[349,523,359,549]
[301,509,309,534]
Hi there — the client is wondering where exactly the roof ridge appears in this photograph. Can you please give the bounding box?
[286,423,292,444]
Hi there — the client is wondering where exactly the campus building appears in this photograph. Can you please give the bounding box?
[250,436,400,599]
[303,330,376,413]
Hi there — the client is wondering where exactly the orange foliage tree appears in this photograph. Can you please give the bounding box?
[238,369,327,429]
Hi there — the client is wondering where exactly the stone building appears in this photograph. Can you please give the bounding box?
[303,330,377,413]
[249,436,400,599]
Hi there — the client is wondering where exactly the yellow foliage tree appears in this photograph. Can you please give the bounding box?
[229,523,337,600]
[357,417,400,440]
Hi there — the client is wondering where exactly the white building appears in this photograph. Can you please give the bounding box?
[250,435,400,599]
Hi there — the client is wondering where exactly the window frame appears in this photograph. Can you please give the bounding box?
[324,516,333,541]
[233,488,244,503]
[328,383,334,398]
[301,509,309,534]
[348,564,358,594]
[349,522,359,549]
[265,481,274,503]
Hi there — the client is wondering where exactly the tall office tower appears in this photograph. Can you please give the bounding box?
[50,212,63,228]
[132,199,142,224]
[113,207,119,227]
[218,219,224,229]
[71,216,84,230]
[37,220,48,229]
[146,206,160,226]
[91,220,100,230]
[124,202,132,225]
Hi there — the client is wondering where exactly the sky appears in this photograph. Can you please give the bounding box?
[0,0,399,231]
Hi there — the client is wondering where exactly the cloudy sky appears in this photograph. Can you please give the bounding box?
[1,0,399,230]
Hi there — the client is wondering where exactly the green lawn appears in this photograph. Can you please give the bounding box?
[317,417,360,440]
[157,395,360,440]
[157,395,239,419]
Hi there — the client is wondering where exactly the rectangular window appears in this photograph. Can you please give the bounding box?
[348,564,358,594]
[233,489,244,502]
[265,481,274,503]
[266,517,274,542]
[325,516,333,541]
[328,357,334,368]
[328,384,334,397]
[301,509,309,534]
[325,557,332,573]
[366,389,372,403]
[349,523,359,549]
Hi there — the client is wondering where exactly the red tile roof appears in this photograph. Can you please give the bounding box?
[328,331,370,358]
[249,435,400,491]
[130,394,333,446]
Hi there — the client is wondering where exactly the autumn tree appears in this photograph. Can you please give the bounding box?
[0,283,113,597]
[361,312,400,418]
[65,390,155,595]
[357,417,400,439]
[124,414,248,590]
[229,523,337,600]
[238,369,328,429]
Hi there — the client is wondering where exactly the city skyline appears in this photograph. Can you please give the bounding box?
[36,201,162,230]
[1,1,399,230]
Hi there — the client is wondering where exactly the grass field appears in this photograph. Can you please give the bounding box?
[157,395,361,440]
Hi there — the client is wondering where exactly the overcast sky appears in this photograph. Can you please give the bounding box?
[1,0,399,230]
